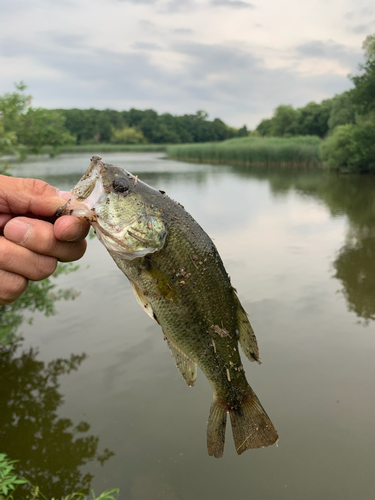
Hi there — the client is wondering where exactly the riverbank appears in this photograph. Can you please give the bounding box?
[166,135,323,167]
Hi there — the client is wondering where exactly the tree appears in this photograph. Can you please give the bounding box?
[256,118,273,136]
[297,100,332,137]
[351,33,375,114]
[0,84,74,171]
[328,91,356,131]
[111,126,146,144]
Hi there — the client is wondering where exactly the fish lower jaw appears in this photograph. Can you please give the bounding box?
[95,227,159,260]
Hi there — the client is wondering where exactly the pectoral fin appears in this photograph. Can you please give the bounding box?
[235,295,261,364]
[129,280,155,320]
[164,334,197,387]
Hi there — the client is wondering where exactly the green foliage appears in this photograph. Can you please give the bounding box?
[57,108,245,145]
[268,105,299,137]
[321,33,375,172]
[110,126,145,144]
[327,91,356,130]
[0,453,28,498]
[0,453,119,499]
[351,34,375,114]
[320,118,375,173]
[256,101,333,139]
[0,83,74,168]
[297,100,332,137]
[16,107,75,157]
[167,135,322,166]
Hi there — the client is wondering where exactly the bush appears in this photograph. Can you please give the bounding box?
[321,118,375,173]
[110,126,145,145]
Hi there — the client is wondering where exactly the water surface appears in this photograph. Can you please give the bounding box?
[2,152,375,499]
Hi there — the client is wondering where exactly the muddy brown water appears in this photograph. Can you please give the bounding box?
[2,152,375,499]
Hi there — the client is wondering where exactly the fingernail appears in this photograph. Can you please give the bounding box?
[6,219,31,244]
[58,190,72,201]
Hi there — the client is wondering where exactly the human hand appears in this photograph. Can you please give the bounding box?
[0,175,90,305]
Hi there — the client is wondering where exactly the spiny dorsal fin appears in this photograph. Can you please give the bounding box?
[164,334,197,387]
[234,294,261,364]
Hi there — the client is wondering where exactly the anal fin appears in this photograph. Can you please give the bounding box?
[207,397,227,458]
[165,334,197,387]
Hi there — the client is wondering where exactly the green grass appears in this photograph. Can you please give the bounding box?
[58,143,168,153]
[166,135,323,167]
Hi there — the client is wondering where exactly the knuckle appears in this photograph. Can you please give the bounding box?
[24,178,51,197]
[32,255,58,280]
[0,272,28,305]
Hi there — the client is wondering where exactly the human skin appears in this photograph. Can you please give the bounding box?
[0,175,90,305]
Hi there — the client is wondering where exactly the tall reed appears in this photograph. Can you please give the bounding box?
[167,136,322,167]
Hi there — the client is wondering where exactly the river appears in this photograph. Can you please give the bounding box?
[2,152,375,500]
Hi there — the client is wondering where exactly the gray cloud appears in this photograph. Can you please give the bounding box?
[161,0,197,13]
[352,23,375,34]
[295,40,362,72]
[173,28,194,34]
[210,0,254,8]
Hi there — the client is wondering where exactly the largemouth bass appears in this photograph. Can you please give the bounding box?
[58,156,278,457]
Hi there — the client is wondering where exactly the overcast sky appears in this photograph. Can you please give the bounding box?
[0,0,374,128]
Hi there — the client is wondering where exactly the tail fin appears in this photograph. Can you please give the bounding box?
[207,398,227,458]
[207,392,278,458]
[230,393,278,455]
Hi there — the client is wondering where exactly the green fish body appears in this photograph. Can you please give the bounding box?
[58,156,278,457]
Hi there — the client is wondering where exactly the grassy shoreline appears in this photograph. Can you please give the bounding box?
[167,156,323,168]
[166,136,323,167]
[59,143,168,153]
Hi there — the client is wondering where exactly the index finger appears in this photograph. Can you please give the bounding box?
[0,175,67,217]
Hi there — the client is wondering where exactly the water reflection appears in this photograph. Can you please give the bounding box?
[231,164,375,324]
[0,266,114,498]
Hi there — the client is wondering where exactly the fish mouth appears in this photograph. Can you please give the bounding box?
[57,156,167,260]
[57,159,106,219]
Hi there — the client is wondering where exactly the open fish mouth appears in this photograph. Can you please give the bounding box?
[57,156,167,260]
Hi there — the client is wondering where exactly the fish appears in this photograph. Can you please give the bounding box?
[57,155,278,457]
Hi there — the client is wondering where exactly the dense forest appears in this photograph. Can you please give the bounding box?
[54,108,249,145]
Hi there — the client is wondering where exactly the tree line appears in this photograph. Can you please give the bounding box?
[54,108,249,145]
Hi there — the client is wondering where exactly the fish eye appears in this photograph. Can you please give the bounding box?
[113,178,129,193]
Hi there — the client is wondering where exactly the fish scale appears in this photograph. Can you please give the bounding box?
[57,155,278,457]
